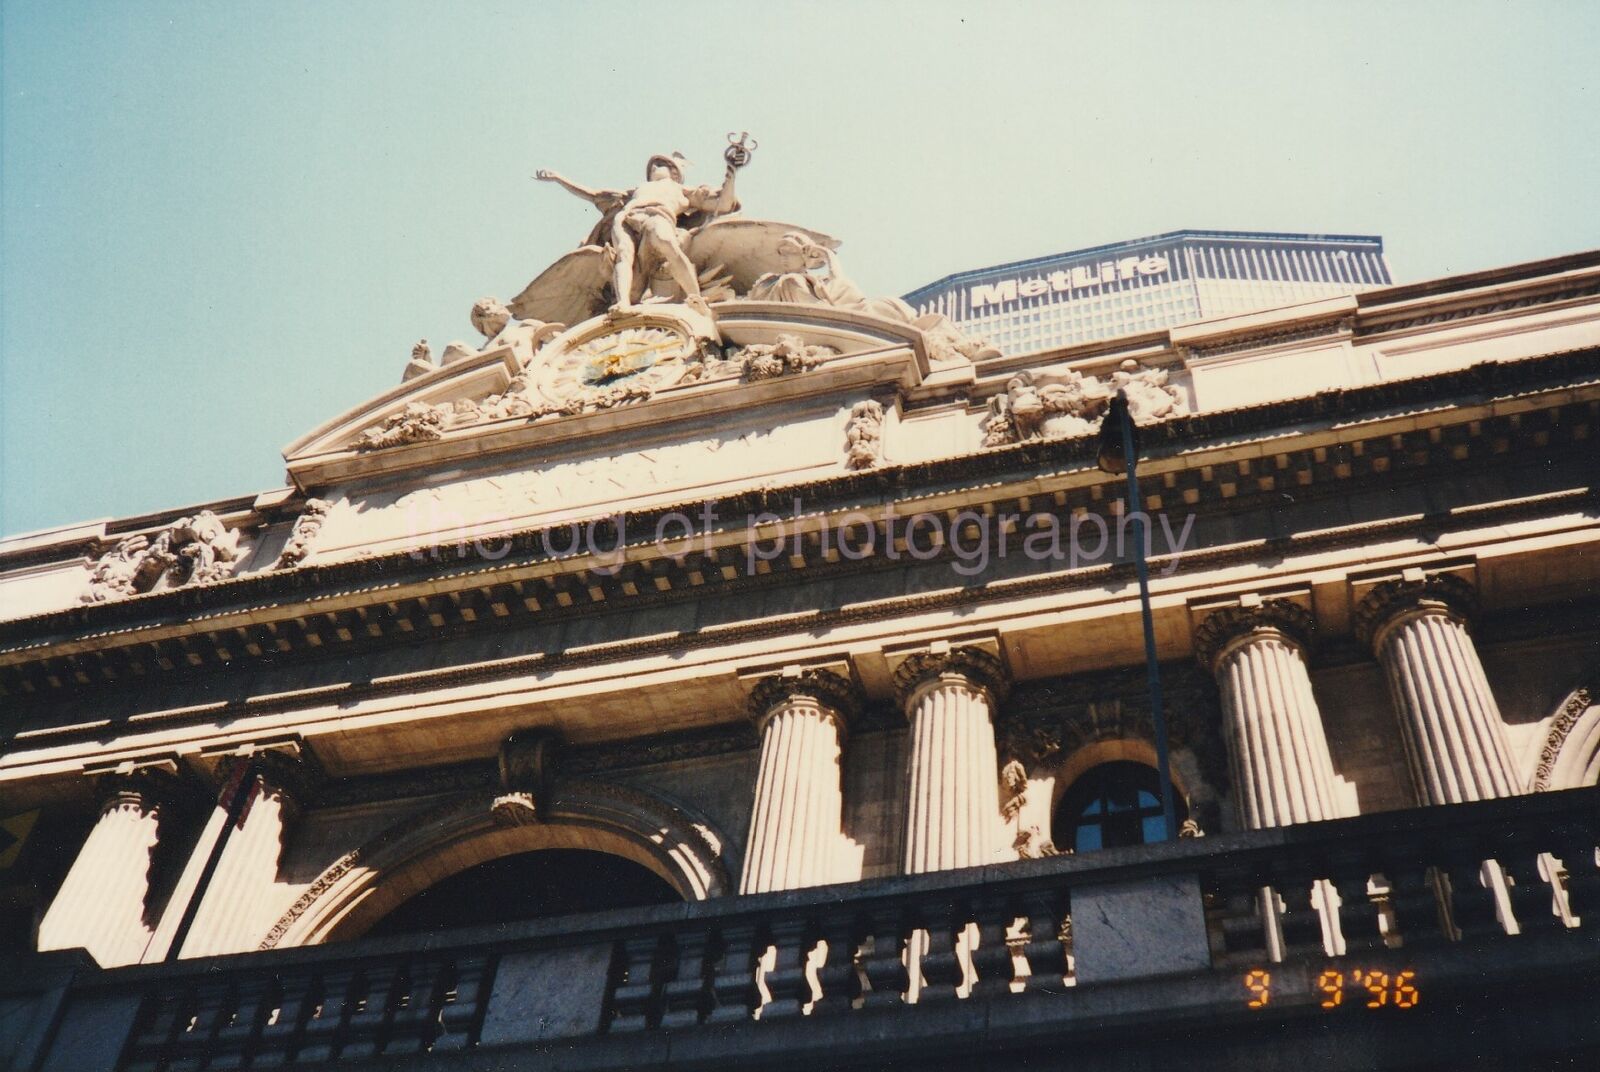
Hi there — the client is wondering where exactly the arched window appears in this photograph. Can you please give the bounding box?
[1053,761,1188,853]
[363,848,680,939]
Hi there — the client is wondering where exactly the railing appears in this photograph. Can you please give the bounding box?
[15,787,1600,1071]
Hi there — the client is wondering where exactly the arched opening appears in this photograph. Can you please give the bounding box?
[363,848,680,939]
[1053,761,1189,853]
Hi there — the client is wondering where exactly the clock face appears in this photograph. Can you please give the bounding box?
[538,324,693,401]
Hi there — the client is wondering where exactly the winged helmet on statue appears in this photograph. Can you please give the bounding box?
[516,135,838,325]
[346,134,1002,455]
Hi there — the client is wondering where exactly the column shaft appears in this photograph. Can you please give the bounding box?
[1380,611,1519,804]
[38,787,166,966]
[740,671,857,895]
[1220,636,1340,826]
[1198,601,1341,830]
[894,648,1009,876]
[177,773,297,958]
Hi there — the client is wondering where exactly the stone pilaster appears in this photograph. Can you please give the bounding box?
[1194,600,1341,828]
[1356,574,1519,804]
[740,668,860,894]
[892,646,1010,874]
[37,763,183,967]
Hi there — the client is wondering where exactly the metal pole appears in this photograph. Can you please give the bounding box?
[1120,405,1179,841]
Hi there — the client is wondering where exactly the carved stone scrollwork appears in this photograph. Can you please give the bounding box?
[1192,600,1316,672]
[82,510,243,603]
[747,667,862,726]
[731,333,836,381]
[492,729,562,827]
[844,399,885,470]
[273,498,331,569]
[981,360,1187,449]
[891,646,1012,710]
[1353,572,1479,652]
[1532,687,1596,791]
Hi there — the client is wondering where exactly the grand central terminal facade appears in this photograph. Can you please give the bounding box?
[1,143,1597,1070]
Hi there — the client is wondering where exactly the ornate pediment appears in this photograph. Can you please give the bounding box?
[285,137,998,486]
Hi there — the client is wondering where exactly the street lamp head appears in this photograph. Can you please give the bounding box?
[1097,389,1138,474]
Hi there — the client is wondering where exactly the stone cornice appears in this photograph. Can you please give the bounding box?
[891,646,1011,710]
[5,483,1592,735]
[747,668,862,725]
[2,346,1595,665]
[1192,600,1316,673]
[1353,573,1480,653]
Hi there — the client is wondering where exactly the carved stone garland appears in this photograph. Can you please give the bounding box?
[83,510,243,602]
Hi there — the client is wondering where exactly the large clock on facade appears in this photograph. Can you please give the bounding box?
[536,322,696,402]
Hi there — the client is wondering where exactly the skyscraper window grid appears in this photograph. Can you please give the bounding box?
[905,230,1392,353]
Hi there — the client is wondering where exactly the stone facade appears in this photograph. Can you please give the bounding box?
[1,145,1599,1070]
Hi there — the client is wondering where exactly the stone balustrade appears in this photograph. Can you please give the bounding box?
[10,787,1596,1072]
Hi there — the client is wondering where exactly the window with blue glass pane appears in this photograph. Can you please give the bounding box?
[1053,761,1187,853]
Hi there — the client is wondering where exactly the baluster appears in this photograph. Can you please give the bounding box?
[253,969,314,1068]
[968,893,1017,1002]
[1275,880,1325,959]
[1548,838,1600,934]
[122,989,192,1072]
[166,980,234,1072]
[1332,872,1389,957]
[206,974,277,1070]
[659,927,714,1030]
[705,921,760,1024]
[1551,839,1600,928]
[294,969,358,1063]
[1256,885,1287,962]
[1382,864,1451,947]
[340,961,404,1059]
[913,898,961,1004]
[385,958,447,1054]
[1436,856,1511,940]
[811,912,863,1016]
[1210,887,1270,964]
[761,917,814,1019]
[433,956,493,1052]
[609,934,668,1033]
[1020,889,1067,994]
[858,904,910,1010]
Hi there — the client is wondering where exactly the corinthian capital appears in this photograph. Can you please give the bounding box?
[891,645,1011,710]
[1354,572,1478,653]
[86,756,186,817]
[747,667,862,728]
[1192,600,1315,674]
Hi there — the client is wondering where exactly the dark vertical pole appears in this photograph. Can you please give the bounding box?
[1121,406,1179,841]
[165,759,257,960]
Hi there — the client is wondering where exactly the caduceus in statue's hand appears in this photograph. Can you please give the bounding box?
[535,143,746,316]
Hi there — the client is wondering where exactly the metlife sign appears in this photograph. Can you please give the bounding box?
[967,253,1172,310]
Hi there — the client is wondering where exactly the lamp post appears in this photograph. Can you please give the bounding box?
[1097,390,1179,841]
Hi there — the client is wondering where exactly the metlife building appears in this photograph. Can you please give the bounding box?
[903,230,1392,353]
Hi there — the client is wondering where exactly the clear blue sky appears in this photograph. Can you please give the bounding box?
[4,1,1598,538]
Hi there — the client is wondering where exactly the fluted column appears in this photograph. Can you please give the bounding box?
[146,747,308,961]
[1356,574,1518,804]
[893,646,1010,874]
[1195,600,1341,828]
[740,669,860,894]
[38,764,183,966]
